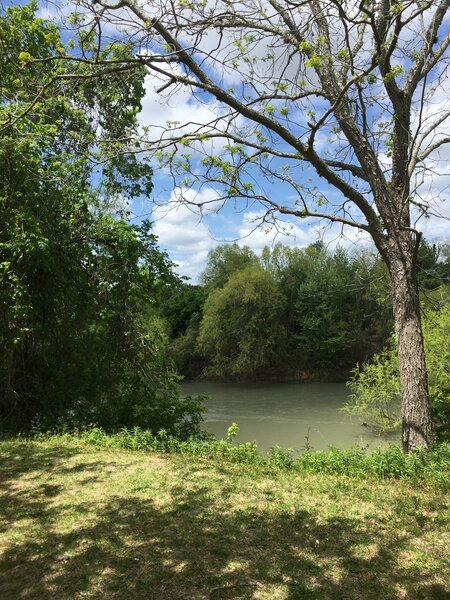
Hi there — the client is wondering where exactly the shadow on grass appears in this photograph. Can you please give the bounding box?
[0,441,82,481]
[0,444,448,600]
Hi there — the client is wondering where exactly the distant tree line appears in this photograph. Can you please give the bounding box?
[162,240,450,383]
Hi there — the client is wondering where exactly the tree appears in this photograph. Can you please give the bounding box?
[158,282,207,378]
[345,296,450,441]
[416,240,450,291]
[0,3,204,436]
[292,244,363,368]
[201,244,259,290]
[0,1,152,197]
[198,265,286,378]
[72,0,450,450]
[261,242,392,371]
[159,283,207,339]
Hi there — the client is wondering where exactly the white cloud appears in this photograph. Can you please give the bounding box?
[139,74,221,136]
[152,187,222,281]
[152,195,376,283]
[420,213,450,242]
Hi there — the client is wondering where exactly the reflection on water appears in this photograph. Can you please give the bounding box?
[182,381,399,453]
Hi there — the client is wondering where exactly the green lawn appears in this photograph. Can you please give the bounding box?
[0,439,448,599]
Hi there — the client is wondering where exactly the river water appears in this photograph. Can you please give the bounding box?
[181,381,398,453]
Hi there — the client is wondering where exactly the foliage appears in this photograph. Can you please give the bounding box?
[422,302,450,437]
[345,299,450,440]
[158,282,207,377]
[0,1,151,198]
[197,264,286,377]
[416,240,450,291]
[278,242,389,369]
[345,348,401,432]
[0,3,204,436]
[226,422,240,442]
[261,242,393,371]
[296,443,450,481]
[201,243,259,290]
[166,238,449,385]
[267,445,295,469]
[24,426,450,483]
[172,241,392,380]
[0,172,204,433]
[170,326,205,380]
[158,283,206,339]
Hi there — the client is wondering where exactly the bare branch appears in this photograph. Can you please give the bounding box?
[418,136,450,163]
[405,0,450,95]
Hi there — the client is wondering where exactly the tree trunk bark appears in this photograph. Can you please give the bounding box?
[390,255,433,452]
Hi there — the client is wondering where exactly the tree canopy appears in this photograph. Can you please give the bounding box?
[201,244,259,290]
[198,263,286,377]
[67,0,450,450]
[170,241,393,380]
[0,2,203,435]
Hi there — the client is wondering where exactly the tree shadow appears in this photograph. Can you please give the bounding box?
[0,445,447,600]
[0,441,81,483]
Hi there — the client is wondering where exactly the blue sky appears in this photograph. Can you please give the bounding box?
[15,0,450,282]
[130,71,450,282]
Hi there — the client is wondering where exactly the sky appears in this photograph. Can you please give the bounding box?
[121,0,450,282]
[130,74,450,282]
[127,71,362,282]
[19,1,450,282]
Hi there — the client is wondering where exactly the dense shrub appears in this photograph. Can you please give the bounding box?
[345,298,450,440]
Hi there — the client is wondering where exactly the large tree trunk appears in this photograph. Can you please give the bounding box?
[389,250,433,452]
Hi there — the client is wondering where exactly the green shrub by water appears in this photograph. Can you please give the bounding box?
[346,299,450,440]
[296,444,448,479]
[26,425,450,482]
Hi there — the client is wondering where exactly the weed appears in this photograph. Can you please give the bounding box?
[17,425,450,482]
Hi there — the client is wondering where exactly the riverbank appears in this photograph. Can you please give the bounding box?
[181,365,352,384]
[1,437,449,599]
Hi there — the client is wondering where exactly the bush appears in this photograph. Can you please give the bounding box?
[268,445,295,469]
[344,298,450,440]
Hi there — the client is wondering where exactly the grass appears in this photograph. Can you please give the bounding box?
[0,437,449,599]
[26,425,450,481]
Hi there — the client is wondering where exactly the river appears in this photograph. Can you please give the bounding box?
[181,381,398,453]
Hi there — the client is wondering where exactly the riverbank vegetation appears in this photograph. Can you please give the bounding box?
[168,240,450,382]
[26,425,450,482]
[1,3,450,449]
[346,293,450,441]
[0,437,448,599]
[0,3,202,437]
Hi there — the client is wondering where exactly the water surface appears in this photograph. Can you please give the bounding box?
[182,381,398,453]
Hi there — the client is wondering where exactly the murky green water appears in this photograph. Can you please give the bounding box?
[182,381,398,453]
